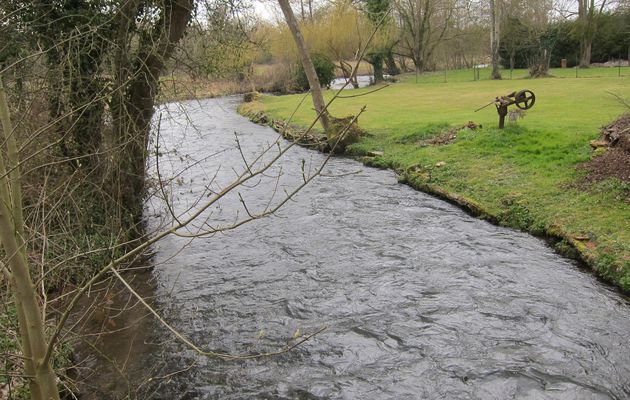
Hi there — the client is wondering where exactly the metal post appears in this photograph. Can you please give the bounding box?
[498,105,508,129]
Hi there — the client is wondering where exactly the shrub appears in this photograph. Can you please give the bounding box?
[294,54,336,91]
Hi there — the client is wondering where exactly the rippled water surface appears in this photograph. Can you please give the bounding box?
[86,97,630,399]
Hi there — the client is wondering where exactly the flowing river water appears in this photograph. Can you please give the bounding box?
[80,97,630,399]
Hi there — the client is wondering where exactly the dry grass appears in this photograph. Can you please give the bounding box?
[159,77,253,103]
[252,60,374,79]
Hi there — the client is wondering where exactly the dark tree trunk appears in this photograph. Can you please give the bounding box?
[366,52,385,83]
[580,38,592,68]
[36,0,108,171]
[111,0,194,235]
[578,0,596,68]
[67,36,107,170]
[373,57,384,83]
[385,51,400,76]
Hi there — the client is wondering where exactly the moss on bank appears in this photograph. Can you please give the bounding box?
[238,76,630,293]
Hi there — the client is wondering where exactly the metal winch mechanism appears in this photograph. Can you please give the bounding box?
[476,90,536,128]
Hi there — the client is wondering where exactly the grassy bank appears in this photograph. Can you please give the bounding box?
[240,67,630,292]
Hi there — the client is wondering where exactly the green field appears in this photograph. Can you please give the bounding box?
[241,67,630,291]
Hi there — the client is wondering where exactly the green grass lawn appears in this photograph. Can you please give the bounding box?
[241,68,630,291]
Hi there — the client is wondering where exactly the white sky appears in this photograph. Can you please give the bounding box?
[252,0,282,21]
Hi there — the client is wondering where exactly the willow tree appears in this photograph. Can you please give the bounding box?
[278,0,331,132]
[363,0,398,82]
[306,1,367,88]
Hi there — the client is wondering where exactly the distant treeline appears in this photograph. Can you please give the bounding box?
[501,9,630,69]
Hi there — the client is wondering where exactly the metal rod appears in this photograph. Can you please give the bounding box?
[474,100,496,112]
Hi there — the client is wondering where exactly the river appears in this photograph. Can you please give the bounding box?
[79,97,630,400]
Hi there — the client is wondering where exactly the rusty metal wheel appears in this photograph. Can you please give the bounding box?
[515,89,536,110]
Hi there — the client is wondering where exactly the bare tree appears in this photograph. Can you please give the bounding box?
[491,0,503,78]
[577,0,607,67]
[278,0,332,132]
[394,0,456,72]
[0,78,60,400]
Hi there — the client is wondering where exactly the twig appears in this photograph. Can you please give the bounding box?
[109,266,327,361]
[337,84,390,99]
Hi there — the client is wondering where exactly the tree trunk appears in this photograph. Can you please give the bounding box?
[385,51,400,76]
[373,55,385,83]
[0,78,60,400]
[278,0,331,132]
[578,0,596,68]
[490,0,502,79]
[111,0,194,235]
[580,38,592,68]
[399,56,409,72]
[365,52,385,83]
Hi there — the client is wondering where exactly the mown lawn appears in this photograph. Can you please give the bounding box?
[241,67,630,291]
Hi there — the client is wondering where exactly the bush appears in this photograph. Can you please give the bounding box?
[294,54,336,91]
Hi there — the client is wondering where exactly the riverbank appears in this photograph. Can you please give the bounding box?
[158,77,253,103]
[238,68,630,292]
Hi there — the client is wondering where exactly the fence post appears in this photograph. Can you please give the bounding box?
[575,55,579,78]
[444,58,447,83]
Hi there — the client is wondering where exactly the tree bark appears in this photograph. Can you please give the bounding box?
[385,50,400,75]
[368,52,385,83]
[490,0,502,79]
[0,78,60,400]
[578,0,597,68]
[374,58,385,82]
[111,0,194,235]
[580,38,593,68]
[278,0,331,132]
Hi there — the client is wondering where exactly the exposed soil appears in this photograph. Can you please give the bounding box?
[420,121,480,146]
[577,113,630,202]
[580,148,630,183]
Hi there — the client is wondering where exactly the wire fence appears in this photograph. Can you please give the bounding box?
[400,64,630,84]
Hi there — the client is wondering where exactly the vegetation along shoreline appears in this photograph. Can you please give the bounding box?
[238,69,630,294]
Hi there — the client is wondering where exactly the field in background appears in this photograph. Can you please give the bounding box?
[400,66,630,83]
[242,68,630,290]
